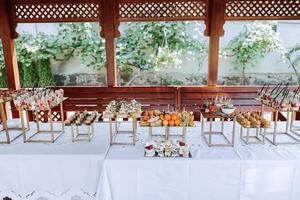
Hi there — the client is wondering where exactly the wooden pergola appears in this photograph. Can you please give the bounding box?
[0,0,300,120]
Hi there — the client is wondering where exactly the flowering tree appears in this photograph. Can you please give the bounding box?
[221,22,286,85]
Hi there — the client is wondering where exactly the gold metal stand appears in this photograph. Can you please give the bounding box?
[240,126,266,145]
[24,102,65,143]
[147,126,187,142]
[262,104,300,145]
[0,100,29,144]
[201,112,236,147]
[71,124,94,142]
[107,117,137,145]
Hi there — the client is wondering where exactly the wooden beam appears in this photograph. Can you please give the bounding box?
[100,0,120,87]
[205,0,225,86]
[0,0,20,90]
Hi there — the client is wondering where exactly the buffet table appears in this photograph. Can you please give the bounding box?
[0,123,110,200]
[1,121,300,200]
[99,122,300,200]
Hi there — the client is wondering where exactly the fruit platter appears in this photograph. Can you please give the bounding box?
[65,111,99,142]
[236,112,270,129]
[201,96,236,116]
[144,139,191,158]
[140,110,195,142]
[140,110,195,127]
[102,99,142,119]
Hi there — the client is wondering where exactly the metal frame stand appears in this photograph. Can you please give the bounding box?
[240,126,266,145]
[289,110,300,138]
[263,106,300,145]
[147,126,187,142]
[24,102,65,143]
[109,117,137,145]
[201,114,236,147]
[71,124,94,142]
[0,101,30,144]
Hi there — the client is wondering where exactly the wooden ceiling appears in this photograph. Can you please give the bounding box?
[8,0,300,24]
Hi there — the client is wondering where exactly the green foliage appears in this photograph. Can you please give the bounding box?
[117,22,208,71]
[284,45,300,83]
[161,75,184,86]
[0,22,207,87]
[222,21,286,85]
[0,43,7,88]
[54,23,106,70]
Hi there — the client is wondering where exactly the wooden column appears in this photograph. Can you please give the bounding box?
[0,0,20,90]
[100,0,120,87]
[205,0,225,86]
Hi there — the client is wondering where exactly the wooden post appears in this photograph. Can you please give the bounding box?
[205,0,225,86]
[100,0,120,87]
[0,0,20,90]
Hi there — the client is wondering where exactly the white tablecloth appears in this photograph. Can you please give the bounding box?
[2,121,300,200]
[0,123,110,200]
[99,122,300,200]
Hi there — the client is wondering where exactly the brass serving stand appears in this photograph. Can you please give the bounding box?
[141,125,188,142]
[23,98,67,143]
[101,114,138,145]
[261,103,300,145]
[0,99,30,144]
[201,110,236,147]
[70,113,100,142]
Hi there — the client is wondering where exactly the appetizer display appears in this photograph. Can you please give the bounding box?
[144,139,191,158]
[103,99,142,118]
[140,110,194,127]
[236,112,270,128]
[65,111,99,126]
[201,96,236,115]
[12,88,64,111]
[258,83,300,111]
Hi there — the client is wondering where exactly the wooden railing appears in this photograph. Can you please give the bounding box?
[58,86,260,111]
[17,86,291,122]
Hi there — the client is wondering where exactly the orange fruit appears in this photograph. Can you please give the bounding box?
[171,113,177,121]
[189,115,194,121]
[175,119,181,126]
[143,116,150,121]
[164,114,171,121]
[143,111,149,116]
[169,120,175,126]
[160,114,164,120]
[163,120,169,126]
